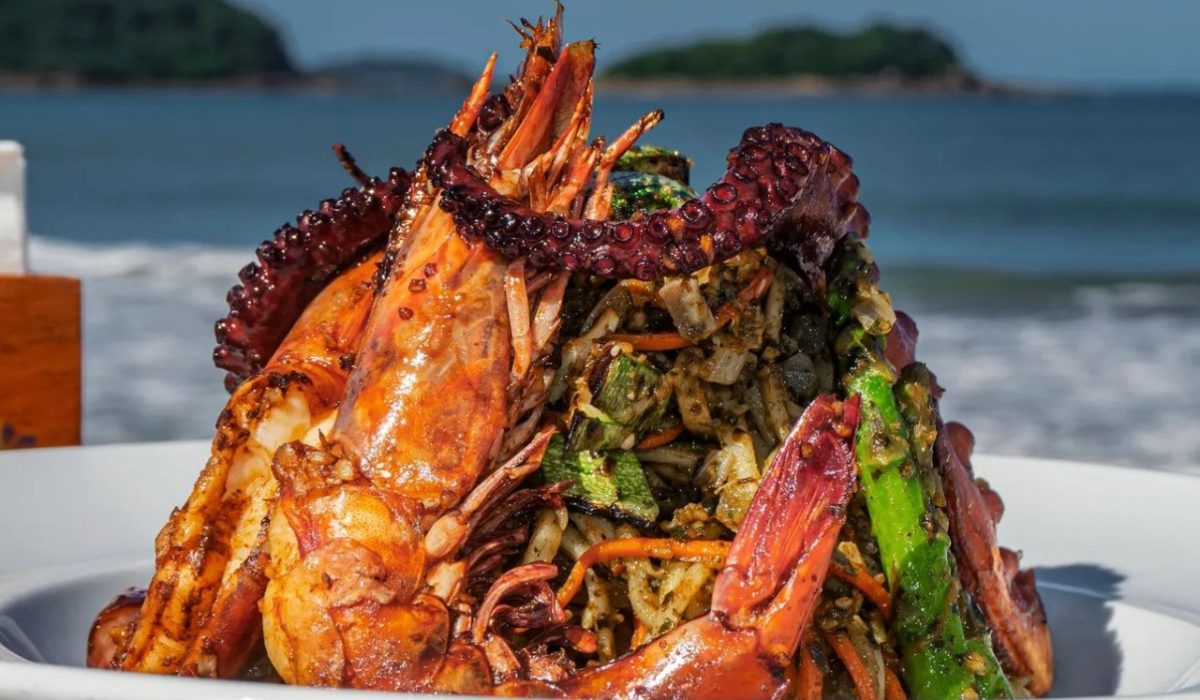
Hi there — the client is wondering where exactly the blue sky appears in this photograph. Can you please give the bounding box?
[236,1,1198,89]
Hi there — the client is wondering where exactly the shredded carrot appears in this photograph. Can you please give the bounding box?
[603,267,777,352]
[630,618,650,648]
[823,630,879,700]
[556,538,730,608]
[605,332,694,352]
[635,424,685,450]
[797,633,824,700]
[884,666,907,700]
[829,563,893,620]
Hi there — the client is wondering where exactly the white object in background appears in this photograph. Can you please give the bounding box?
[0,141,28,274]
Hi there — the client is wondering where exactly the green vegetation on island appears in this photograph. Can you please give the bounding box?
[0,0,481,92]
[605,23,979,90]
[0,0,294,84]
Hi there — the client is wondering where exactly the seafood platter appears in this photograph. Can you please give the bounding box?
[3,8,1200,699]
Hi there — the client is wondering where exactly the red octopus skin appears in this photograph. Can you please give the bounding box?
[937,423,1054,695]
[423,123,870,283]
[884,310,919,371]
[213,167,411,392]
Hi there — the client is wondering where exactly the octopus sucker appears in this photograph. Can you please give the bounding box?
[423,122,868,283]
[213,161,412,392]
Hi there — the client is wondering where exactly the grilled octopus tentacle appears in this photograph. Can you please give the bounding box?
[213,160,411,391]
[423,122,870,282]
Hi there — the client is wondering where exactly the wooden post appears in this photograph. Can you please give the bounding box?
[0,141,82,449]
[0,275,82,448]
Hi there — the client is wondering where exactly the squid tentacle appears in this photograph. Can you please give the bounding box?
[423,122,869,282]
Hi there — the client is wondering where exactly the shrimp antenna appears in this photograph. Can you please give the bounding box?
[332,143,372,187]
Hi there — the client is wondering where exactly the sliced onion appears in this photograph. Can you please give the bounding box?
[696,430,760,531]
[701,346,750,385]
[658,277,717,340]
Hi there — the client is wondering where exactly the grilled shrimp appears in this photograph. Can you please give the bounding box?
[94,46,502,680]
[112,252,378,677]
[257,16,608,690]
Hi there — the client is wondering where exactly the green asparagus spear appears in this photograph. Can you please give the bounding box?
[896,363,1012,698]
[831,238,1012,699]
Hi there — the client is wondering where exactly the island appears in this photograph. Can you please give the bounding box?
[0,0,475,93]
[0,0,296,87]
[601,23,993,94]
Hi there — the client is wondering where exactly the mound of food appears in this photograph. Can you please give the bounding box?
[88,9,1051,699]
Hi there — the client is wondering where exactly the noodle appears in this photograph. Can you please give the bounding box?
[623,554,659,633]
[757,366,795,443]
[646,461,694,488]
[571,512,617,545]
[654,561,712,633]
[523,507,566,564]
[559,525,591,561]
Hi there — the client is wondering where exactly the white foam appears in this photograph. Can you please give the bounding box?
[29,235,246,280]
[1075,281,1200,316]
[25,235,1200,472]
[919,297,1200,472]
[29,235,235,445]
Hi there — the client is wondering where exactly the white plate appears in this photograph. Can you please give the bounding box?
[0,442,1198,699]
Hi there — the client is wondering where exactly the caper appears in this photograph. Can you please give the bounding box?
[780,353,818,399]
[786,314,826,356]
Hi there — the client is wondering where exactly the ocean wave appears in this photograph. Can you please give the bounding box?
[29,235,236,446]
[1073,281,1200,316]
[29,235,247,280]
[879,265,1200,326]
[919,308,1200,472]
[25,235,1200,472]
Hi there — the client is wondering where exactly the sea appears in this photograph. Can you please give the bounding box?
[3,90,1198,470]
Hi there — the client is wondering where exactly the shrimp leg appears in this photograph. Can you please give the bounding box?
[260,32,601,691]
